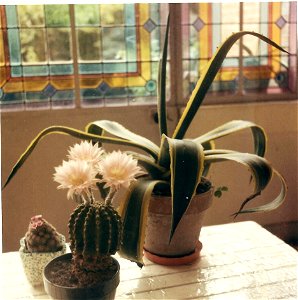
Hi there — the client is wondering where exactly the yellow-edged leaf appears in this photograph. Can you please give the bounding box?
[118,179,169,265]
[173,31,288,139]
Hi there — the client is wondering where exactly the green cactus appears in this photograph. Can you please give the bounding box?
[24,215,63,253]
[68,203,123,271]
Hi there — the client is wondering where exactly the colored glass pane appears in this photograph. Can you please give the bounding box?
[20,29,47,64]
[7,28,21,65]
[100,4,124,25]
[47,28,72,62]
[45,5,70,27]
[77,28,101,61]
[75,5,100,26]
[0,31,4,66]
[243,3,260,23]
[5,6,19,28]
[102,27,126,61]
[17,5,45,27]
[50,64,73,75]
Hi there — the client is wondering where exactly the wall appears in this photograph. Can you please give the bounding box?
[1,100,297,252]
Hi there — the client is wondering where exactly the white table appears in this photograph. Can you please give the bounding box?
[1,221,297,299]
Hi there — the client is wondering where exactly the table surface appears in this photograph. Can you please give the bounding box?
[1,221,297,299]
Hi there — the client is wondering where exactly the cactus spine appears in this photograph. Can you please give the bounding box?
[69,203,122,271]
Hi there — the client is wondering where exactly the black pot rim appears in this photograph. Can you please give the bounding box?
[43,253,120,292]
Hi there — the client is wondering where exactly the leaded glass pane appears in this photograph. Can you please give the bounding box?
[47,28,72,62]
[76,3,168,107]
[18,5,45,27]
[0,5,75,109]
[45,5,70,27]
[75,5,100,26]
[77,28,101,61]
[20,29,47,64]
[100,4,124,25]
[181,2,295,99]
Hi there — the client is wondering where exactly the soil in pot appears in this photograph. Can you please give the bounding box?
[43,253,120,300]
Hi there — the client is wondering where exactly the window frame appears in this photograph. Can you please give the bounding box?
[0,3,297,112]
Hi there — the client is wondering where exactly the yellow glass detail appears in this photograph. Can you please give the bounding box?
[127,76,146,87]
[23,80,48,92]
[3,81,23,93]
[271,2,282,74]
[199,3,209,24]
[0,31,4,67]
[80,78,102,89]
[106,77,127,88]
[51,79,74,90]
[199,3,209,66]
[139,3,149,25]
[0,67,7,86]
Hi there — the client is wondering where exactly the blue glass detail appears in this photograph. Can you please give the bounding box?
[11,66,22,77]
[43,84,56,97]
[5,6,18,28]
[145,80,157,92]
[1,92,24,104]
[97,82,110,94]
[25,92,49,103]
[125,4,135,26]
[7,29,21,66]
[50,64,73,75]
[79,63,102,74]
[193,17,205,32]
[23,66,49,76]
[81,88,103,99]
[126,27,137,62]
[52,90,74,102]
[127,62,137,72]
[103,63,126,73]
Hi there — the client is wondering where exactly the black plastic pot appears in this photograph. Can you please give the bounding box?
[43,253,120,300]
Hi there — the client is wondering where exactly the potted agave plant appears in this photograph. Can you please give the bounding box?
[43,142,144,299]
[3,18,287,267]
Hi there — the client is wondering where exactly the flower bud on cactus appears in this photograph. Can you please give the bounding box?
[24,215,63,253]
[68,203,122,271]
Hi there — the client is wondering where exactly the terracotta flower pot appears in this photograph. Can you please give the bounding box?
[144,188,213,265]
[19,234,66,286]
[43,253,120,300]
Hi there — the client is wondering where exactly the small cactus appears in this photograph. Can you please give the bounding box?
[24,215,63,253]
[69,203,122,271]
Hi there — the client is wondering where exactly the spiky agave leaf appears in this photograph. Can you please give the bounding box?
[172,31,288,140]
[118,179,169,265]
[204,151,287,215]
[2,125,158,190]
[195,120,267,157]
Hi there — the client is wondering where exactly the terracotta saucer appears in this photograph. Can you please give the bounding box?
[144,241,202,266]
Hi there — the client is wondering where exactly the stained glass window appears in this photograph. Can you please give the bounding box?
[0,3,296,111]
[181,2,296,99]
[0,4,169,110]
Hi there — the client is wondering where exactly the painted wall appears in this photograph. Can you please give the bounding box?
[1,101,297,252]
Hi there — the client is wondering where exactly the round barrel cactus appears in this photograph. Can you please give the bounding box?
[68,203,123,271]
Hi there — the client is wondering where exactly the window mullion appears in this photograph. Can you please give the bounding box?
[238,2,244,96]
[169,4,184,108]
[69,4,81,108]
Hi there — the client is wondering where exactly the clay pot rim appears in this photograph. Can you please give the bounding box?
[152,186,213,200]
[43,253,120,291]
[144,241,202,266]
